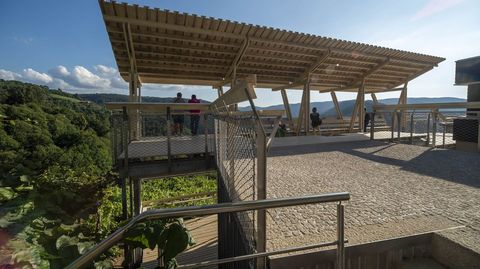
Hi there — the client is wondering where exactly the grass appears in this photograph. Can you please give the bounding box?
[49,93,80,103]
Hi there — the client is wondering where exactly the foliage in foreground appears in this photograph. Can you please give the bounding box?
[0,80,116,268]
[124,219,195,269]
[0,80,217,268]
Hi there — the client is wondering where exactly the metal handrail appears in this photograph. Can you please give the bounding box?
[66,192,350,269]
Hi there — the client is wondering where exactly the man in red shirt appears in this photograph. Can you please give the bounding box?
[188,94,201,135]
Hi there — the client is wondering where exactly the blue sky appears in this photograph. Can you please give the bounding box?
[0,0,479,106]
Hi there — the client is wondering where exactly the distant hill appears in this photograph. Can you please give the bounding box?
[79,93,465,117]
[241,97,466,117]
[78,93,208,104]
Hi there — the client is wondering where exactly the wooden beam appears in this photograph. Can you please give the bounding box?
[331,91,343,120]
[249,37,439,67]
[304,81,311,135]
[103,15,242,40]
[329,58,391,92]
[358,80,366,132]
[272,50,331,91]
[349,81,365,132]
[280,89,294,130]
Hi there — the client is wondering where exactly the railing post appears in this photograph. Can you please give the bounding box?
[391,111,395,142]
[397,111,401,141]
[204,113,209,168]
[432,110,437,148]
[167,106,172,172]
[370,112,375,140]
[442,123,446,148]
[337,203,345,269]
[256,121,267,269]
[426,112,431,146]
[123,106,129,169]
[410,112,414,144]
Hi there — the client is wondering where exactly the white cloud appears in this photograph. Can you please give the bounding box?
[0,69,21,80]
[411,0,465,21]
[68,66,111,89]
[49,65,70,78]
[22,68,53,84]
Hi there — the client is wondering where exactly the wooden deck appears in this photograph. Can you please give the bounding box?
[141,215,218,269]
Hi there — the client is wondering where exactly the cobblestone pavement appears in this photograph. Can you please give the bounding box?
[266,141,480,252]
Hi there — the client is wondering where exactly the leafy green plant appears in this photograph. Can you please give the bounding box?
[123,219,195,269]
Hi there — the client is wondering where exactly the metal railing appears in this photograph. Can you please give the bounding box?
[108,103,214,168]
[66,193,350,269]
[371,102,480,148]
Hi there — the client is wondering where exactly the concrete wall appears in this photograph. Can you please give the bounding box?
[431,233,480,269]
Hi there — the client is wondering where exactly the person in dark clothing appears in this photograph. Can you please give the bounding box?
[310,107,322,135]
[188,94,201,135]
[364,108,371,132]
[172,92,185,135]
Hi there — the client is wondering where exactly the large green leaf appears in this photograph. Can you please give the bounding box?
[123,222,149,249]
[55,235,78,250]
[163,223,190,262]
[77,241,94,255]
[0,187,17,202]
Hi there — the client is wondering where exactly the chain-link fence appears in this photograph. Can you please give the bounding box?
[370,109,467,148]
[214,113,261,269]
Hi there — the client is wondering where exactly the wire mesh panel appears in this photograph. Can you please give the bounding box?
[110,108,214,163]
[214,114,259,268]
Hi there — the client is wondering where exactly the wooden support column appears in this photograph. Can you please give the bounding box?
[331,91,343,120]
[280,89,294,130]
[304,81,311,135]
[401,82,408,130]
[349,81,365,132]
[359,80,366,132]
[295,88,307,135]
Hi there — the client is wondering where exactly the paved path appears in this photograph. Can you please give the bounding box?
[266,141,480,253]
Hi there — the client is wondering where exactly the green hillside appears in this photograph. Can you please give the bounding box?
[0,80,216,268]
[0,80,118,268]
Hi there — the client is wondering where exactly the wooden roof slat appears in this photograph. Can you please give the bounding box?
[99,0,444,89]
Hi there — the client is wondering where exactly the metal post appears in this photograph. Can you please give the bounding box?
[432,111,437,148]
[133,178,142,216]
[122,107,129,169]
[336,203,345,269]
[128,178,133,218]
[410,112,414,144]
[397,111,401,141]
[256,122,267,269]
[426,113,431,146]
[391,111,395,142]
[166,107,172,172]
[121,177,128,219]
[203,113,208,161]
[370,112,375,140]
[442,124,446,148]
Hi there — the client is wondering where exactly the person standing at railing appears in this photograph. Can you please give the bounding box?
[188,94,201,135]
[364,108,371,132]
[173,92,185,135]
[310,107,322,135]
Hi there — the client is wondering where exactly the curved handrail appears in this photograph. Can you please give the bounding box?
[66,192,350,269]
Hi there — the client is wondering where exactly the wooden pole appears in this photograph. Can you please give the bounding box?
[305,80,311,135]
[331,91,343,120]
[296,89,307,135]
[280,89,294,130]
[358,80,366,132]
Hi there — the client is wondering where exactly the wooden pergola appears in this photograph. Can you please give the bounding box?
[99,0,445,133]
